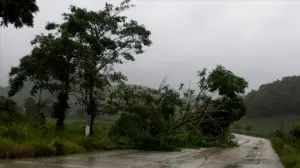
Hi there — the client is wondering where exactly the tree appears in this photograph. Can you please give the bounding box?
[47,0,152,135]
[109,84,183,150]
[9,23,83,128]
[170,65,248,135]
[0,0,39,28]
[109,65,248,150]
[8,54,49,120]
[31,28,83,129]
[0,96,18,114]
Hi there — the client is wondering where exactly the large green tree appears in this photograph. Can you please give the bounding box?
[47,0,152,135]
[8,53,49,118]
[9,25,83,128]
[8,0,151,130]
[0,0,39,28]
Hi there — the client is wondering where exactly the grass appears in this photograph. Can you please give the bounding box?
[270,137,300,168]
[0,111,239,159]
[0,111,116,159]
[239,114,300,134]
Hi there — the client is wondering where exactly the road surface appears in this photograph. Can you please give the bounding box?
[0,134,284,168]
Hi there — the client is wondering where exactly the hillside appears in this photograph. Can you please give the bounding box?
[242,76,300,131]
[245,76,300,118]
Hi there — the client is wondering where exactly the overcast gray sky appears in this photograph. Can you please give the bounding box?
[1,0,300,91]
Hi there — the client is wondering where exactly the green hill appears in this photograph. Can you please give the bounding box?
[242,75,300,132]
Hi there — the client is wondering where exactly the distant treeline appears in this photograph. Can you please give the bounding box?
[245,76,300,118]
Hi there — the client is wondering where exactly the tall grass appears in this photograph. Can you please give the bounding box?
[270,137,300,168]
[0,112,115,159]
[269,123,300,168]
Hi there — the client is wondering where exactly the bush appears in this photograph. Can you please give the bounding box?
[2,125,28,142]
[0,111,23,125]
[84,135,115,151]
[50,138,85,155]
[0,138,17,158]
[31,141,55,157]
[0,97,19,115]
[290,123,300,139]
[12,141,35,158]
[282,155,300,168]
[270,137,285,151]
[270,136,300,168]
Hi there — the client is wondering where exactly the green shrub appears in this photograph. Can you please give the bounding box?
[12,141,35,158]
[281,144,296,156]
[31,141,55,157]
[50,138,85,155]
[2,125,28,142]
[0,97,19,115]
[290,123,300,139]
[282,155,300,168]
[293,163,300,168]
[0,125,8,136]
[270,136,300,168]
[84,136,115,151]
[270,137,285,153]
[0,138,17,158]
[0,111,23,125]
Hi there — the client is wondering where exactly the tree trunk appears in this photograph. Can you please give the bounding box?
[37,87,42,114]
[87,86,96,136]
[56,116,65,129]
[37,88,45,125]
[55,92,68,130]
[90,111,95,135]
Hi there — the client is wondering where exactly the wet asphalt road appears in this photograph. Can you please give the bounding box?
[0,134,284,168]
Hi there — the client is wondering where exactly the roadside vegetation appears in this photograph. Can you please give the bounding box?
[0,113,114,158]
[0,0,249,159]
[243,76,300,132]
[0,62,246,158]
[269,123,300,168]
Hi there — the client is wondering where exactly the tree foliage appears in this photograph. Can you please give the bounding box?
[0,96,17,114]
[0,0,39,28]
[8,0,151,130]
[48,0,152,134]
[244,76,300,118]
[110,65,248,150]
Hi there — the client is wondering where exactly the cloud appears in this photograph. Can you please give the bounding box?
[1,0,300,91]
